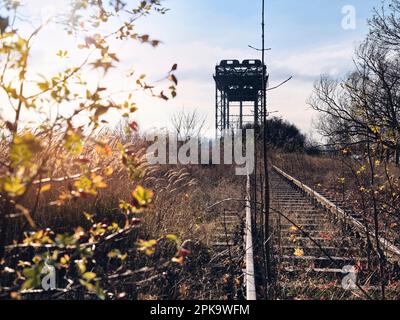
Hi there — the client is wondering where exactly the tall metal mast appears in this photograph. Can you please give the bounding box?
[261,0,272,290]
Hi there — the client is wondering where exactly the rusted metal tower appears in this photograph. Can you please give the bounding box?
[214,59,267,134]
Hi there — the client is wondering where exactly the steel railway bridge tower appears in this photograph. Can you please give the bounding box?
[214,59,268,134]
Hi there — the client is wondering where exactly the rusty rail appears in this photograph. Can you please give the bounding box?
[273,165,400,262]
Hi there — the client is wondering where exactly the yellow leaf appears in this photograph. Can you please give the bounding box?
[103,166,113,176]
[56,50,68,58]
[3,176,26,197]
[294,248,304,257]
[83,212,94,223]
[64,130,83,155]
[60,255,70,266]
[37,82,50,91]
[370,126,380,134]
[166,234,179,243]
[10,133,43,168]
[82,272,97,281]
[137,239,157,256]
[39,184,51,194]
[91,173,107,189]
[132,186,153,207]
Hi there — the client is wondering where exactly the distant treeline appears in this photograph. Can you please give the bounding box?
[245,117,321,155]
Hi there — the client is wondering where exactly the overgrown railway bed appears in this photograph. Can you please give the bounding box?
[268,166,400,300]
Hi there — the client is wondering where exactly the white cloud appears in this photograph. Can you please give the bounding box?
[266,41,359,135]
[270,42,356,79]
[1,1,361,139]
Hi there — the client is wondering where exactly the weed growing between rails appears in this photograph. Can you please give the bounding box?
[273,151,400,299]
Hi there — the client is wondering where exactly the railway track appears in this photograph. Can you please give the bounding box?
[202,165,400,300]
[208,209,245,300]
[269,166,400,300]
[206,176,254,300]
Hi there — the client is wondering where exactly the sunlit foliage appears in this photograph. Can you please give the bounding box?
[0,0,181,299]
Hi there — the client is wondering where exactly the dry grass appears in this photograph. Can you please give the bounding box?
[1,131,246,300]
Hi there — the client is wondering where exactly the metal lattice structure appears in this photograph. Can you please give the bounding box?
[214,59,267,134]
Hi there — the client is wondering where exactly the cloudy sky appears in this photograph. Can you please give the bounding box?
[1,0,380,137]
[136,0,380,137]
[139,0,378,138]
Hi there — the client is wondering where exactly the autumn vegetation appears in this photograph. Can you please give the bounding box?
[2,0,400,301]
[0,0,246,300]
[266,0,400,299]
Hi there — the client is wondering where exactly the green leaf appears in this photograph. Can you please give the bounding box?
[3,176,26,197]
[9,133,43,168]
[37,81,50,91]
[82,272,97,281]
[132,186,153,207]
[137,239,157,256]
[79,280,105,300]
[64,130,83,155]
[166,234,179,243]
[76,260,87,274]
[55,233,76,247]
[21,265,42,290]
[107,249,128,261]
[74,175,92,191]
